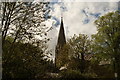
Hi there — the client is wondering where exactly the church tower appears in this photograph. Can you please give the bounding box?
[55,17,66,67]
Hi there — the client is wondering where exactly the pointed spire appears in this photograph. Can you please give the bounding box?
[55,17,66,68]
[57,17,66,47]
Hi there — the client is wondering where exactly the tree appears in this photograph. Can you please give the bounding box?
[1,2,51,45]
[57,34,92,73]
[68,34,92,73]
[92,11,120,77]
[1,2,53,79]
[2,37,52,79]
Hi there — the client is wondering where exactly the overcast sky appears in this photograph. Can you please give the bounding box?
[44,1,119,60]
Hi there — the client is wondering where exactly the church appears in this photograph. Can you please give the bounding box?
[55,17,66,68]
[54,17,93,70]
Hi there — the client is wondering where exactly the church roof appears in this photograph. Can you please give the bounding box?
[57,17,66,47]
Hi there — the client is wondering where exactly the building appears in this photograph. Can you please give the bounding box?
[55,17,66,68]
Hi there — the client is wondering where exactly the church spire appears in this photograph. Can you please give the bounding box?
[55,17,66,68]
[57,17,66,47]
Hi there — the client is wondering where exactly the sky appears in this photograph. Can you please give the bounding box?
[44,1,119,60]
[0,0,119,61]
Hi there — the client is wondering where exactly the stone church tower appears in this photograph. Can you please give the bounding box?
[55,17,66,67]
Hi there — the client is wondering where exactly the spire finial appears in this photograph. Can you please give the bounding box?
[61,11,63,19]
[61,12,63,23]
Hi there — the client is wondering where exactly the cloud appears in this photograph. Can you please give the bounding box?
[34,0,119,2]
[62,2,117,36]
[46,2,118,60]
[49,0,119,2]
[52,16,60,26]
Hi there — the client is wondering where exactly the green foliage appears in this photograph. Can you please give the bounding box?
[68,34,92,73]
[60,69,96,79]
[1,2,52,79]
[92,11,120,77]
[2,37,53,79]
[56,34,92,73]
[92,11,120,57]
[69,34,92,58]
[60,70,84,78]
[58,11,120,78]
[89,57,114,78]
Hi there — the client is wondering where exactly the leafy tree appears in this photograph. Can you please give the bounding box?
[57,34,92,73]
[92,11,120,77]
[2,37,52,79]
[1,2,53,79]
[68,34,92,73]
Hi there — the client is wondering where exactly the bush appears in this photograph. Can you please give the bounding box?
[60,70,96,78]
[60,69,84,78]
